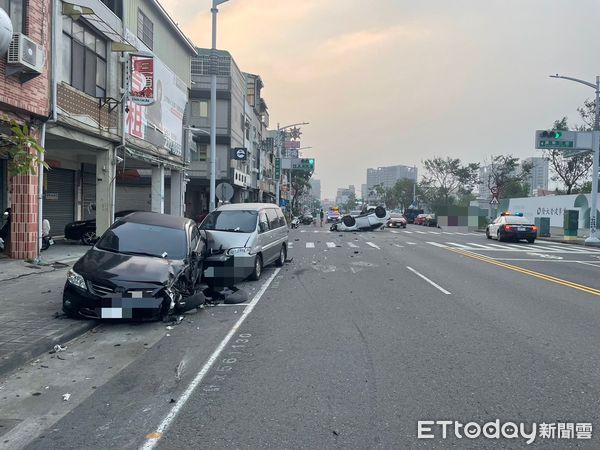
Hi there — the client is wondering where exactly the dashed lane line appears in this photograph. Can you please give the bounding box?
[326,242,336,248]
[366,242,381,250]
[306,242,315,248]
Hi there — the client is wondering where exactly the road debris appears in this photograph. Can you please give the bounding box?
[62,393,71,401]
[49,344,67,354]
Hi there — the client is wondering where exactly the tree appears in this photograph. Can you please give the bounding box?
[544,117,593,194]
[392,178,416,211]
[420,157,479,211]
[483,155,532,199]
[0,118,48,176]
[341,192,357,213]
[290,171,312,215]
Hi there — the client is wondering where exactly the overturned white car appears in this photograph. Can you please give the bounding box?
[330,206,390,232]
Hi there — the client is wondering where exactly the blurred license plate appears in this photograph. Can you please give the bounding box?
[101,308,122,319]
[518,227,526,231]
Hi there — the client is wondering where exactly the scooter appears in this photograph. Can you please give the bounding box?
[290,217,300,229]
[41,219,54,251]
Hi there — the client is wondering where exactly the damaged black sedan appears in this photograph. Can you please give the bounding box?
[63,212,206,321]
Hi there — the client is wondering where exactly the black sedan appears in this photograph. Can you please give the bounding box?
[63,212,207,321]
[64,210,138,245]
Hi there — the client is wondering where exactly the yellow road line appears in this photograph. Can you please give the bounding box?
[447,247,600,296]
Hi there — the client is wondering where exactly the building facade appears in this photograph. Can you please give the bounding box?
[186,49,274,219]
[524,157,549,196]
[0,0,51,259]
[310,178,321,201]
[366,165,417,190]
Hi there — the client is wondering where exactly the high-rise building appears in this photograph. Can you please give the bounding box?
[366,165,417,190]
[524,157,549,196]
[310,179,321,201]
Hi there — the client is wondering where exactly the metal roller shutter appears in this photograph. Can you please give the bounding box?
[81,164,96,220]
[44,168,75,236]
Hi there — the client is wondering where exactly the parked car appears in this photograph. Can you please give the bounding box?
[387,213,407,228]
[64,210,138,245]
[62,212,207,321]
[200,203,289,286]
[403,208,424,224]
[300,213,314,225]
[424,214,438,227]
[414,214,427,225]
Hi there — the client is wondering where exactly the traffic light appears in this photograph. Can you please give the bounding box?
[308,159,315,167]
[541,130,562,139]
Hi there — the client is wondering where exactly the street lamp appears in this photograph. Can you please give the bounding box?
[549,74,600,244]
[275,122,309,206]
[209,0,230,212]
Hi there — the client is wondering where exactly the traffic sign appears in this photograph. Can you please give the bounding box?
[232,147,247,160]
[291,158,315,171]
[216,182,234,201]
[490,186,498,195]
[275,158,281,180]
[489,197,499,206]
[535,130,592,151]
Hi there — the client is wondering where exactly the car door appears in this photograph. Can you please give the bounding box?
[257,209,270,261]
[264,208,281,264]
[491,217,503,238]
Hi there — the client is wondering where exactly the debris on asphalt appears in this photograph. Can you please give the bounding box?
[50,344,67,354]
[169,398,176,403]
[62,393,71,401]
[57,355,67,361]
[353,251,359,254]
[166,333,171,337]
[87,356,95,360]
[332,430,339,436]
[114,344,121,347]
[175,361,185,381]
[32,392,41,396]
[41,365,49,369]
[165,326,174,330]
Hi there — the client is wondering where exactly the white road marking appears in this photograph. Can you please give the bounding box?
[306,242,315,248]
[486,243,515,250]
[406,242,417,245]
[427,241,448,248]
[428,231,441,235]
[403,230,414,234]
[348,242,359,248]
[390,230,399,234]
[415,231,427,234]
[393,243,404,248]
[442,232,455,235]
[406,266,451,295]
[288,243,294,249]
[539,244,589,253]
[140,269,281,450]
[465,242,492,249]
[577,261,600,267]
[326,242,336,248]
[447,242,472,249]
[366,242,381,250]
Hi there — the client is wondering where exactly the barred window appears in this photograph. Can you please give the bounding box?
[137,9,153,50]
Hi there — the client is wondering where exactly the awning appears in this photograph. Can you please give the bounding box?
[62,1,137,52]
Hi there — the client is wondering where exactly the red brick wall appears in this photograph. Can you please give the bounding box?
[9,171,39,259]
[0,0,51,117]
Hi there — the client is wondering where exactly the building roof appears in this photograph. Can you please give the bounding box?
[151,0,197,54]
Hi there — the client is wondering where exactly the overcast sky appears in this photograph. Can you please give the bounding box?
[162,0,600,199]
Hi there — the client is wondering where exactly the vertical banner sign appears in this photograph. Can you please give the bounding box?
[275,158,281,180]
[130,55,155,105]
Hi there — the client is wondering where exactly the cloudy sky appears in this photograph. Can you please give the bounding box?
[162,0,600,199]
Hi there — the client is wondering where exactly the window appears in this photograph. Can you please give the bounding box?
[0,0,25,34]
[258,211,269,233]
[191,101,209,118]
[191,144,208,162]
[137,9,153,50]
[265,209,280,230]
[276,208,287,227]
[62,17,107,97]
[199,210,258,233]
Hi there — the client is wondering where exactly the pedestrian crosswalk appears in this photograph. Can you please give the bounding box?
[299,228,483,236]
[294,239,600,254]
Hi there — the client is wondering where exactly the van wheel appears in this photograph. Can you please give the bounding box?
[249,254,263,281]
[275,245,286,267]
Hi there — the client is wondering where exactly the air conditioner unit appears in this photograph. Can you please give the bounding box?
[7,33,45,78]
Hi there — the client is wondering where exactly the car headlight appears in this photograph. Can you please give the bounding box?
[226,247,252,256]
[67,269,87,290]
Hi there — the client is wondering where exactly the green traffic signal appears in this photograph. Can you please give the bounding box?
[309,159,315,166]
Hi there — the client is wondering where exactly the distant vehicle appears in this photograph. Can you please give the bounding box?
[64,210,138,245]
[200,203,288,285]
[404,208,424,224]
[291,216,300,229]
[326,207,342,223]
[331,206,390,232]
[424,214,438,227]
[300,213,314,225]
[486,212,538,243]
[62,212,206,321]
[387,213,407,228]
[414,213,427,225]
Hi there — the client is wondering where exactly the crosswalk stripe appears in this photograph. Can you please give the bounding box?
[415,231,427,234]
[406,242,417,245]
[326,242,336,248]
[465,242,491,249]
[306,242,315,248]
[390,230,399,234]
[403,230,414,234]
[428,231,441,235]
[442,232,455,235]
[366,242,381,250]
[486,243,514,250]
[288,243,294,248]
[348,242,359,248]
[447,242,472,249]
[427,242,448,248]
[394,243,404,248]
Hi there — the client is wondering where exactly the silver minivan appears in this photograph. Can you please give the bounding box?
[200,203,289,284]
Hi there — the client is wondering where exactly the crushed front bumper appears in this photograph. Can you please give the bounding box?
[202,253,254,287]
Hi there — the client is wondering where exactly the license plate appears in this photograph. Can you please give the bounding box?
[518,227,526,231]
[101,308,122,319]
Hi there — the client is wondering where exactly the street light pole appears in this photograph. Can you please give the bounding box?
[550,74,600,244]
[209,0,230,212]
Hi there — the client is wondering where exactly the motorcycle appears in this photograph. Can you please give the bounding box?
[41,219,54,251]
[290,217,300,229]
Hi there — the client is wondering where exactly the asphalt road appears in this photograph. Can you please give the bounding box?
[3,224,600,449]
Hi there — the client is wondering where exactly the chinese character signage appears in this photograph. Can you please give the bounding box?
[130,55,155,106]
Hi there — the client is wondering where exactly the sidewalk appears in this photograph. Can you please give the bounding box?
[0,241,96,378]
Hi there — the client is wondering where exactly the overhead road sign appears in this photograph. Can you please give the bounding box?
[535,130,592,151]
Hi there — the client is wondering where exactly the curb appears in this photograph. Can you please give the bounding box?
[0,320,98,379]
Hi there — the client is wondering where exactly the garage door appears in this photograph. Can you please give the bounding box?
[44,168,75,236]
[116,185,171,213]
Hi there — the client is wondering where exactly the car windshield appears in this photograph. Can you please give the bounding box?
[505,216,532,225]
[96,221,187,260]
[199,210,258,233]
